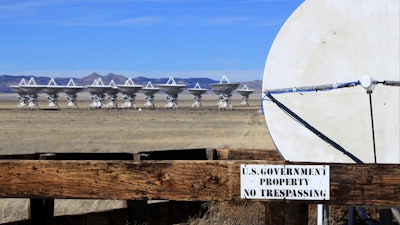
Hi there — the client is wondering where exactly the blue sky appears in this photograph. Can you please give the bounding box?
[0,0,304,81]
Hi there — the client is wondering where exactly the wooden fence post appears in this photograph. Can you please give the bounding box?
[206,148,218,160]
[265,202,285,225]
[379,209,393,225]
[127,200,149,224]
[265,202,308,225]
[127,153,149,224]
[30,153,56,225]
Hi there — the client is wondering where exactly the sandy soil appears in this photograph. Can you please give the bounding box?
[0,93,276,223]
[0,93,274,154]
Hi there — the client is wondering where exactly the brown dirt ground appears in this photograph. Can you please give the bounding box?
[0,93,276,223]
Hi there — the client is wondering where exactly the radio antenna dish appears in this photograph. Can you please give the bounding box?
[43,78,64,109]
[188,83,208,107]
[86,78,112,109]
[141,81,160,109]
[117,77,143,109]
[157,77,186,109]
[63,78,85,108]
[261,0,400,164]
[237,84,254,106]
[210,75,240,110]
[12,77,45,109]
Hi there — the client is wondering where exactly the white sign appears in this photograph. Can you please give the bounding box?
[240,165,330,200]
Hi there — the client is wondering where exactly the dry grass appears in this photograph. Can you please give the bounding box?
[185,201,265,225]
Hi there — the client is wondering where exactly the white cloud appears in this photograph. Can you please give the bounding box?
[203,16,251,26]
[0,0,166,26]
[251,18,285,27]
[106,16,165,26]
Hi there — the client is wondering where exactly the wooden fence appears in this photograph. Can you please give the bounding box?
[0,148,399,225]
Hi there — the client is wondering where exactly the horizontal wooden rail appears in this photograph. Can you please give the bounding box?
[215,148,284,161]
[0,160,399,206]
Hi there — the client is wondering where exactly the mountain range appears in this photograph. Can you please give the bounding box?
[0,73,262,93]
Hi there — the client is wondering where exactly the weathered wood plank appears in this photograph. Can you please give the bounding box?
[30,153,56,225]
[0,160,246,201]
[135,149,210,160]
[0,160,399,206]
[329,164,400,206]
[216,148,284,161]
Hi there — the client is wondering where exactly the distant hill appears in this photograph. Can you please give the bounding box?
[0,74,262,93]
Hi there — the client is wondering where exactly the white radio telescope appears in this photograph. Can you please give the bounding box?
[157,77,186,109]
[237,84,254,106]
[262,0,400,164]
[188,83,208,108]
[105,80,120,108]
[86,78,111,109]
[210,75,240,110]
[141,81,160,109]
[10,77,45,109]
[10,78,29,108]
[117,77,143,109]
[63,78,85,108]
[43,78,64,109]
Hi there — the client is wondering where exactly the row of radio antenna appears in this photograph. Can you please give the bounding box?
[9,75,255,110]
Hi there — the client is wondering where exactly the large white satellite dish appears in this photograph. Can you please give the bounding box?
[117,77,143,109]
[157,77,186,109]
[210,75,240,110]
[188,83,208,108]
[12,77,46,108]
[63,78,85,108]
[141,81,160,109]
[43,78,64,109]
[262,0,400,163]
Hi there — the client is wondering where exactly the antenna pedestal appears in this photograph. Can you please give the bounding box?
[89,94,105,109]
[121,95,136,109]
[217,93,233,110]
[17,96,28,108]
[240,96,249,106]
[65,93,78,108]
[105,89,119,109]
[46,93,59,109]
[11,84,28,108]
[165,94,178,109]
[192,96,202,107]
[144,95,155,108]
[26,93,40,109]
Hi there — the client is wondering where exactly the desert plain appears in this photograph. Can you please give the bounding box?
[0,92,276,223]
